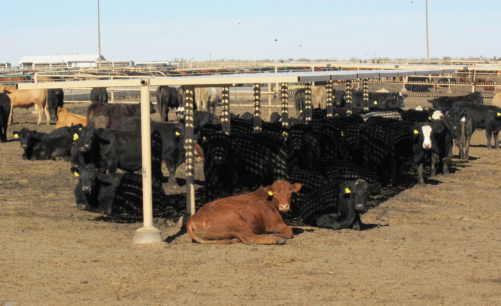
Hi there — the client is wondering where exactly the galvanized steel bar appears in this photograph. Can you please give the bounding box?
[304,82,312,121]
[184,86,196,216]
[363,78,369,111]
[345,80,353,114]
[253,83,262,132]
[281,83,289,127]
[326,80,333,117]
[221,86,230,134]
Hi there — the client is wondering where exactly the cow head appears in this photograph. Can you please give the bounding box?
[263,180,302,215]
[76,164,99,195]
[205,132,231,165]
[340,179,381,212]
[412,122,435,150]
[77,126,96,152]
[176,107,185,120]
[334,90,346,107]
[12,128,38,149]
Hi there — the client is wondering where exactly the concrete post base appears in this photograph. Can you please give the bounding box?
[132,226,163,244]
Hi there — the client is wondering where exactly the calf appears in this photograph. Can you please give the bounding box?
[118,117,185,186]
[187,180,302,244]
[56,107,87,128]
[453,102,501,149]
[87,101,155,129]
[12,128,73,160]
[72,126,163,182]
[427,92,483,109]
[0,91,11,142]
[74,164,177,216]
[302,180,380,230]
[445,109,475,159]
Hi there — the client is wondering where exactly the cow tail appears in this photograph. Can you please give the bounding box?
[186,218,203,244]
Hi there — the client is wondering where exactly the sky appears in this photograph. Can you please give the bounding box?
[1,0,500,65]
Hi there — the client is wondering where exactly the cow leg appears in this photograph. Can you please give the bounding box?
[272,223,293,239]
[430,153,437,178]
[494,132,499,149]
[486,129,492,149]
[165,160,179,187]
[44,103,50,125]
[443,156,450,176]
[234,228,286,245]
[417,163,425,186]
[8,104,13,125]
[316,213,356,230]
[352,214,362,231]
[465,136,471,158]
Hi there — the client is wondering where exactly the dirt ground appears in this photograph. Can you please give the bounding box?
[1,85,501,305]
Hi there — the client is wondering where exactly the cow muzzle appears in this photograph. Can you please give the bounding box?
[279,204,290,212]
[82,186,92,194]
[423,143,432,149]
[355,203,365,211]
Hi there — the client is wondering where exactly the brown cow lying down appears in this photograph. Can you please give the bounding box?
[56,107,87,128]
[187,180,301,245]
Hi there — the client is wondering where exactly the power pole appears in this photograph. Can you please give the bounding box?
[98,0,102,68]
[426,0,429,62]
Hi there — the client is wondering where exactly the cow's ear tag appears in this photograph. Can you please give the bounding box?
[282,131,288,136]
[300,110,303,113]
[175,131,180,136]
[73,171,79,177]
[267,191,274,196]
[203,136,207,142]
[498,112,501,117]
[345,188,351,194]
[73,133,79,141]
[79,128,82,130]
[333,95,336,99]
[428,116,432,120]
[14,134,18,138]
[374,101,378,105]
[414,129,419,134]
[341,131,345,137]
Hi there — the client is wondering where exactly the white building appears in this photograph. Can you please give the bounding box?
[18,54,106,69]
[0,62,12,69]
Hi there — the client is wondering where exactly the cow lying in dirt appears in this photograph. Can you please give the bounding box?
[187,180,302,245]
[56,107,87,128]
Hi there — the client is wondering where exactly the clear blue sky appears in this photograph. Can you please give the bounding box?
[2,0,500,65]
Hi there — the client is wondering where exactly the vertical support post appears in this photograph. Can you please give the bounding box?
[184,86,196,218]
[402,76,408,92]
[326,80,334,117]
[345,80,353,115]
[472,70,477,93]
[281,83,289,127]
[434,80,437,98]
[447,74,452,94]
[221,86,230,134]
[363,78,369,111]
[268,82,272,117]
[132,79,162,244]
[253,83,262,132]
[111,77,114,102]
[304,82,312,121]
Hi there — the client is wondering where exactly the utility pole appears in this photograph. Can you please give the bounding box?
[426,0,429,62]
[98,0,102,68]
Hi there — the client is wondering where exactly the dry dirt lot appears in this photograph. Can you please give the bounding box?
[1,87,501,305]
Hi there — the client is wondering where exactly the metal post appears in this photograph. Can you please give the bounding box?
[253,84,262,132]
[305,82,312,121]
[221,86,230,134]
[363,78,369,111]
[426,0,429,63]
[433,80,437,98]
[472,70,477,93]
[184,86,196,219]
[281,83,289,127]
[98,0,102,69]
[268,82,272,117]
[132,79,162,244]
[111,77,114,102]
[346,80,353,115]
[326,80,333,117]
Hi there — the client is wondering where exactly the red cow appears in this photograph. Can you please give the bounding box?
[187,180,302,245]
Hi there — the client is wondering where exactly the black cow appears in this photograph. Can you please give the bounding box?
[320,160,378,185]
[156,86,179,122]
[453,102,501,149]
[90,87,108,103]
[333,90,346,108]
[412,119,453,185]
[118,117,185,187]
[86,101,155,129]
[400,109,433,123]
[12,128,73,160]
[352,91,405,109]
[204,131,287,202]
[295,89,306,116]
[0,92,11,142]
[405,77,433,92]
[239,112,254,121]
[302,180,380,230]
[71,126,163,182]
[74,164,178,217]
[286,124,321,172]
[47,88,64,122]
[445,109,475,159]
[428,92,483,109]
[438,78,457,84]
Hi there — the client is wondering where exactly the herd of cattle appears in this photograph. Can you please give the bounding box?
[1,83,501,245]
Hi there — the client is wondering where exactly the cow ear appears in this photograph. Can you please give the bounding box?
[291,183,302,193]
[368,182,381,195]
[30,130,37,137]
[96,173,113,185]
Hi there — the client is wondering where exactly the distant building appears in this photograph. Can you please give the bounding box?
[18,54,106,69]
[101,60,135,68]
[135,61,176,69]
[0,62,12,69]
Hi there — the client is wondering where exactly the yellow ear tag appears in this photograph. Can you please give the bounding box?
[14,134,18,138]
[300,110,303,113]
[341,131,345,137]
[175,131,180,136]
[283,131,288,136]
[429,116,432,120]
[374,101,378,105]
[498,112,501,116]
[203,136,207,142]
[345,188,351,194]
[74,172,79,177]
[414,129,419,134]
[73,133,79,141]
[333,95,336,99]
[79,128,82,130]
[268,191,274,196]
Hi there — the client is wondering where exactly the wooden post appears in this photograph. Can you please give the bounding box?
[132,79,162,244]
[184,86,196,218]
[221,86,230,134]
[345,80,353,115]
[433,80,437,98]
[326,80,333,117]
[363,78,369,111]
[253,83,262,132]
[281,83,289,127]
[305,82,312,121]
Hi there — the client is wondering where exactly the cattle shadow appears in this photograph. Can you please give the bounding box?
[173,178,205,187]
[360,223,381,230]
[165,228,187,243]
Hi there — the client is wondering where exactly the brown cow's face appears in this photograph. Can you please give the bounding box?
[264,180,302,213]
